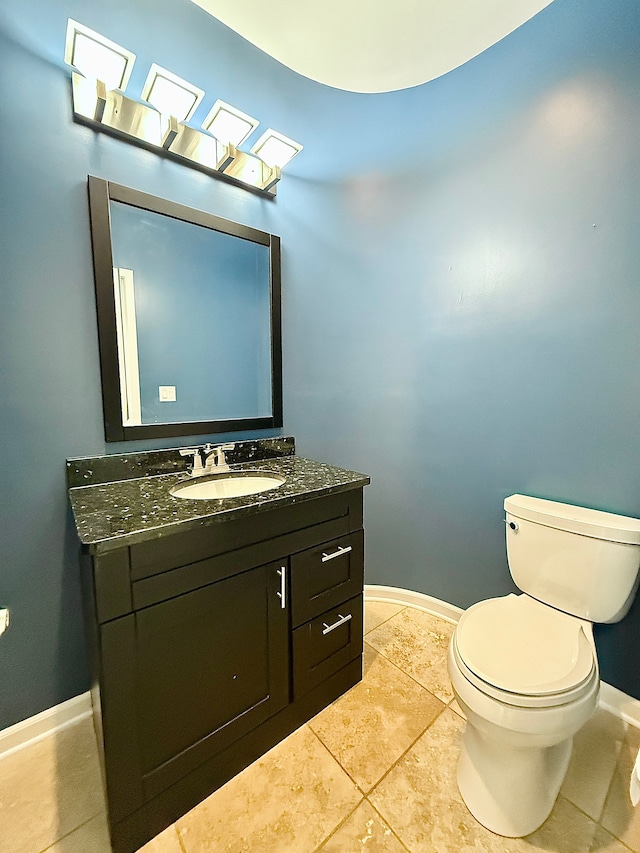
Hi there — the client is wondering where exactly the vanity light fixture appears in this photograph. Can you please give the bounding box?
[201,100,259,147]
[251,129,303,170]
[64,19,302,196]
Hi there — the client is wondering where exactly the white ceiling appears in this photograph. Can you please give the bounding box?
[190,0,554,93]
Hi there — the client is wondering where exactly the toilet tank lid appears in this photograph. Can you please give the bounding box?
[504,494,640,545]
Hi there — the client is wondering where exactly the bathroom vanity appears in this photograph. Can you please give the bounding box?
[68,438,369,853]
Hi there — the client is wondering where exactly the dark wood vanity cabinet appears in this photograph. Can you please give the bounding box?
[82,488,364,853]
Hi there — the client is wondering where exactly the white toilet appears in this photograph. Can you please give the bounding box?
[447,493,640,838]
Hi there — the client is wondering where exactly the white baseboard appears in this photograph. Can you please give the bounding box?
[2,587,638,758]
[599,682,640,729]
[0,692,92,761]
[364,584,464,624]
[364,584,640,729]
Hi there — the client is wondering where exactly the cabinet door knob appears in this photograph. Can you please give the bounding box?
[276,566,287,609]
[322,613,352,635]
[321,545,352,563]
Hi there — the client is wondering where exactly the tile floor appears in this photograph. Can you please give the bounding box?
[1,601,639,853]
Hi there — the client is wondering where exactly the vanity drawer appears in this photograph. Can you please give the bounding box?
[292,595,363,699]
[290,530,364,628]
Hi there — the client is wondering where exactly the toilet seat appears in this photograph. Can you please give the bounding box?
[453,594,597,708]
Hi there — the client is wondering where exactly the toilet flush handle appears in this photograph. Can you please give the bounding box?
[505,518,519,532]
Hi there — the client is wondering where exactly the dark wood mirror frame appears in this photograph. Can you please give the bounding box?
[87,176,283,442]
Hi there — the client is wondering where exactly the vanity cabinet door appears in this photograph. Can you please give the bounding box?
[130,560,289,801]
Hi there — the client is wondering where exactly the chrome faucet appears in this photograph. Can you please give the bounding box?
[180,443,235,477]
[203,443,235,474]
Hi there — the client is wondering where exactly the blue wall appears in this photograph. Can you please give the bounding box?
[1,0,639,728]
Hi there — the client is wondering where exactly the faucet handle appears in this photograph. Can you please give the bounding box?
[179,446,201,457]
[217,443,235,465]
[179,446,205,475]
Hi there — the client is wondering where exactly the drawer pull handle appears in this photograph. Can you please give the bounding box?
[276,567,287,609]
[321,545,352,563]
[322,613,352,635]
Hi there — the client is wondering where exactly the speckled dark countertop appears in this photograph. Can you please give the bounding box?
[67,438,369,554]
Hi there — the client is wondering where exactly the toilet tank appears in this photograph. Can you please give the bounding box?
[504,494,640,623]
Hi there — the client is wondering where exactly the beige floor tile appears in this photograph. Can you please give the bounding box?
[561,709,627,821]
[309,643,444,792]
[366,608,456,703]
[591,825,635,852]
[42,813,111,853]
[601,726,640,852]
[369,707,525,853]
[524,796,598,852]
[364,601,405,635]
[176,724,362,853]
[42,813,182,853]
[0,717,105,853]
[318,800,408,852]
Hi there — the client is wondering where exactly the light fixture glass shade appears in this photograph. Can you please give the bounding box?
[202,100,259,147]
[141,64,204,122]
[64,19,135,91]
[250,129,302,170]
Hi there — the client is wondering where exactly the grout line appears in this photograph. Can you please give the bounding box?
[311,799,363,853]
[365,701,449,798]
[364,637,454,704]
[308,774,413,853]
[174,821,188,853]
[554,795,635,852]
[309,652,449,798]
[307,638,449,799]
[364,603,407,636]
[596,748,631,850]
[37,810,106,853]
[591,735,625,825]
[304,726,370,853]
[367,705,453,796]
[556,794,599,828]
[365,796,413,852]
[306,724,367,797]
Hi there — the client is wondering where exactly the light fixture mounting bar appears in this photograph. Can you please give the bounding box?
[70,74,278,197]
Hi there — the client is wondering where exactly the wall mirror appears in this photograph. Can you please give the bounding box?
[87,176,282,442]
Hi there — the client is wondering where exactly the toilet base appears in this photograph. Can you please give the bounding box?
[457,723,573,837]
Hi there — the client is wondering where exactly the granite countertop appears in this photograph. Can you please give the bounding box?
[69,453,370,554]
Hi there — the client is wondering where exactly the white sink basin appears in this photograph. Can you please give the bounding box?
[170,472,286,501]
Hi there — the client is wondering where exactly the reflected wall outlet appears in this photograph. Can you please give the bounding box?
[159,385,176,402]
[0,608,9,637]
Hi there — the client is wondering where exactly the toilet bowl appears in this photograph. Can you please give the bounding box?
[447,494,640,837]
[448,594,599,836]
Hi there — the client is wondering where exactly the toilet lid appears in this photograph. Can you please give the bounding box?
[456,594,595,695]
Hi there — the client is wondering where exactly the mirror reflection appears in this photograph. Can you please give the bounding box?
[109,201,273,426]
[88,177,282,442]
